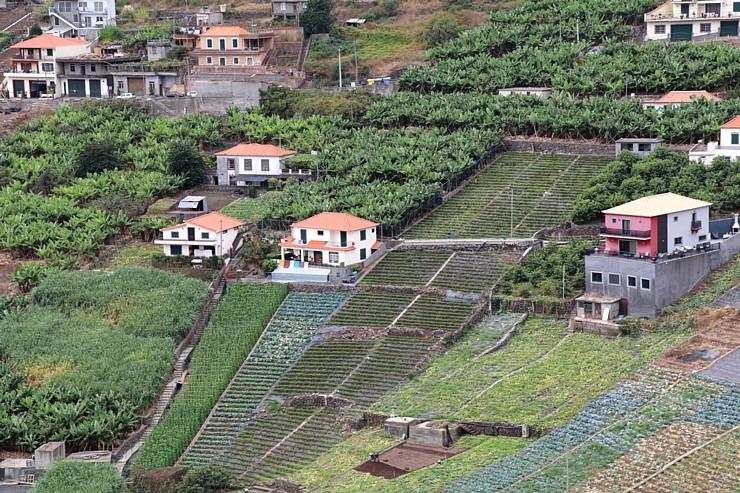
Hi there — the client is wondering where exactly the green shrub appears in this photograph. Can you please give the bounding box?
[31,461,126,493]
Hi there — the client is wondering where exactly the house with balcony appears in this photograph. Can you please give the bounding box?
[645,0,740,41]
[279,212,382,267]
[215,143,312,186]
[272,0,307,19]
[689,115,740,164]
[155,211,245,258]
[191,25,275,76]
[583,192,740,318]
[642,90,721,110]
[2,34,90,99]
[49,0,116,40]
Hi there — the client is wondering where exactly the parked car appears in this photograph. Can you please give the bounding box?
[166,91,185,98]
[187,90,198,97]
[116,92,135,99]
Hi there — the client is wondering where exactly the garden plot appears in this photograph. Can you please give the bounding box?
[328,291,416,327]
[631,428,740,493]
[699,347,740,384]
[394,295,475,331]
[405,153,609,239]
[179,292,346,467]
[361,250,453,287]
[430,251,521,294]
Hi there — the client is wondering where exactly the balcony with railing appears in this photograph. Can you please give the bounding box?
[599,227,652,238]
[646,9,737,21]
[691,220,703,230]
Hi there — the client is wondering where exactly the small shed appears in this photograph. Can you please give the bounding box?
[0,458,36,482]
[615,138,663,157]
[147,40,172,62]
[169,195,209,220]
[34,442,65,471]
[498,87,553,99]
[575,293,621,321]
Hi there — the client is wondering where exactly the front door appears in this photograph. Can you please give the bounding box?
[219,38,226,51]
[681,3,689,16]
[619,240,636,256]
[300,229,307,243]
[89,79,101,97]
[314,251,323,264]
[188,227,195,241]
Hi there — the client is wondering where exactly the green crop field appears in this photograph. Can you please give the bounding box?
[0,267,207,452]
[404,153,607,239]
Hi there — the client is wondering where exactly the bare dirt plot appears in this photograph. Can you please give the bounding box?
[654,307,740,372]
[354,443,466,479]
[0,252,20,296]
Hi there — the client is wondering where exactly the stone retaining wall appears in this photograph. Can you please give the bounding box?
[503,139,615,156]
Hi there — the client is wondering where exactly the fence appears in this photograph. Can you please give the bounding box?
[491,296,574,318]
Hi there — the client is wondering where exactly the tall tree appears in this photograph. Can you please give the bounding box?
[167,140,205,188]
[75,140,120,177]
[300,0,331,37]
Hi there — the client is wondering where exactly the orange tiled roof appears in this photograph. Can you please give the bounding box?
[655,91,721,104]
[163,211,245,232]
[216,143,296,157]
[292,212,378,231]
[720,115,740,129]
[202,26,251,36]
[11,34,90,49]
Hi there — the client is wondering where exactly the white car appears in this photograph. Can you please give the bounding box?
[116,92,135,99]
[187,90,198,98]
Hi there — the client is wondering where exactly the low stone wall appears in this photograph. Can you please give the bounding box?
[572,318,621,338]
[284,393,353,409]
[492,296,574,318]
[458,421,531,438]
[396,239,538,251]
[503,139,615,156]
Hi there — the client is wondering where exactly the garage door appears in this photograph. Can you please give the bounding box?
[89,79,102,97]
[127,77,145,96]
[68,79,85,97]
[670,24,692,41]
[720,21,739,37]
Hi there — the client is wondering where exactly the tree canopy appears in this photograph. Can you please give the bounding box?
[300,0,332,37]
[167,140,206,188]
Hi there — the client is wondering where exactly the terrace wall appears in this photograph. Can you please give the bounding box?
[503,139,693,156]
[395,239,539,251]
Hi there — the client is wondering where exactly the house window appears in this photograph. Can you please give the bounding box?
[700,23,711,33]
[674,237,683,246]
[261,159,269,171]
[202,232,210,239]
[171,245,182,255]
[148,81,155,94]
[90,64,96,72]
[360,230,366,241]
[171,231,179,238]
[627,275,637,288]
[219,57,226,66]
[674,216,678,221]
[206,56,213,64]
[591,272,603,284]
[371,228,375,233]
[233,57,239,65]
[207,38,213,48]
[281,1,287,9]
[360,248,367,260]
[317,230,324,236]
[732,133,739,145]
[117,81,124,89]
[735,1,740,12]
[641,278,651,290]
[227,158,235,170]
[70,64,76,72]
[246,57,254,66]
[47,49,53,56]
[655,25,666,34]
[94,1,103,10]
[244,158,252,171]
[41,63,54,72]
[611,218,617,224]
[608,273,620,286]
[638,143,651,152]
[329,252,339,263]
[232,38,238,48]
[699,234,707,241]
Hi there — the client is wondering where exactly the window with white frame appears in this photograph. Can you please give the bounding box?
[261,159,269,171]
[207,38,213,48]
[171,231,179,239]
[232,38,238,48]
[117,80,124,89]
[591,272,603,284]
[674,237,683,246]
[608,273,620,286]
[281,2,287,9]
[202,232,210,239]
[627,275,637,288]
[227,158,235,170]
[233,57,239,64]
[700,23,711,33]
[41,63,54,72]
[246,57,254,66]
[206,56,213,64]
[244,158,252,171]
[94,1,103,10]
[329,252,339,263]
[641,278,651,290]
[655,25,666,34]
[317,230,324,236]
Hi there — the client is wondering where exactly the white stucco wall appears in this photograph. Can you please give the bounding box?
[665,207,710,251]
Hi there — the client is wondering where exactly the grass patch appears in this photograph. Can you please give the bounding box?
[140,197,177,220]
[219,197,269,224]
[108,241,162,267]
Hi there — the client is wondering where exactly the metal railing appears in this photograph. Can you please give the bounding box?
[691,220,703,229]
[599,227,652,238]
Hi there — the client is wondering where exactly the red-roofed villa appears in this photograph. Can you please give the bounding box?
[154,211,245,257]
[689,115,740,164]
[643,91,721,111]
[215,143,311,186]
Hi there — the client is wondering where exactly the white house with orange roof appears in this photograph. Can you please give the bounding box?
[689,115,740,164]
[279,212,382,266]
[155,211,245,257]
[642,90,721,111]
[215,143,311,186]
[644,0,740,41]
[2,34,90,99]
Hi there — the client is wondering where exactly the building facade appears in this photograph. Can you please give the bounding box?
[279,212,382,266]
[644,0,740,41]
[49,0,117,39]
[155,212,245,257]
[615,138,663,157]
[272,0,307,18]
[689,115,740,164]
[192,25,275,75]
[215,143,312,186]
[642,90,721,110]
[2,34,90,99]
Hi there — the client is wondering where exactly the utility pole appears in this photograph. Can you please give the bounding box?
[354,44,359,86]
[509,189,514,237]
[562,264,566,301]
[338,47,342,88]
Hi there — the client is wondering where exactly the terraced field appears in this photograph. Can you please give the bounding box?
[179,292,346,467]
[329,291,416,327]
[395,295,475,331]
[711,282,740,308]
[362,250,521,294]
[404,153,609,239]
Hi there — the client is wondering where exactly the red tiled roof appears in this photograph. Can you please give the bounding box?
[215,143,296,157]
[11,34,89,49]
[720,115,740,129]
[372,241,382,250]
[646,0,670,15]
[655,91,721,104]
[292,212,378,231]
[202,26,251,36]
[162,211,245,232]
